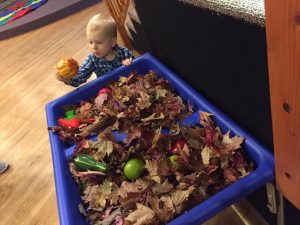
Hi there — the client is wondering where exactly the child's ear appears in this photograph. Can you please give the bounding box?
[111,37,117,47]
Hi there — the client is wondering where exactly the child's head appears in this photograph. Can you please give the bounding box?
[86,14,117,58]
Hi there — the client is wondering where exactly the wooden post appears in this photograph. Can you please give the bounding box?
[265,0,300,209]
[104,0,134,50]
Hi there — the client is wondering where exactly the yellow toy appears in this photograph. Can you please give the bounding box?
[56,57,79,80]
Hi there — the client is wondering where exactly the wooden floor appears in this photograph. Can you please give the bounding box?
[0,2,246,225]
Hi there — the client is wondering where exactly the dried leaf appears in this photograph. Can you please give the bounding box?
[201,145,213,165]
[109,183,120,206]
[73,139,90,155]
[155,89,168,99]
[82,181,112,210]
[89,138,114,159]
[118,180,150,199]
[125,203,155,225]
[97,208,122,225]
[145,160,161,183]
[149,197,175,222]
[78,203,87,216]
[152,179,173,195]
[164,99,182,118]
[199,111,214,127]
[141,112,164,122]
[125,128,142,144]
[75,171,106,178]
[151,126,162,149]
[115,216,125,225]
[223,167,240,182]
[222,131,244,152]
[77,101,92,119]
[137,92,152,109]
[95,94,108,110]
[118,76,128,86]
[99,180,113,196]
[170,186,195,213]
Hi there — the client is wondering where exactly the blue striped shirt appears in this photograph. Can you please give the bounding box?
[67,45,134,87]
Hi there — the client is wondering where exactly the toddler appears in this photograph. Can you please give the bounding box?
[57,14,135,87]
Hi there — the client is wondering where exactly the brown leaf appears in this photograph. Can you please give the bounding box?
[179,172,198,184]
[181,126,205,149]
[199,111,214,127]
[223,167,240,182]
[151,126,162,149]
[152,179,173,195]
[82,180,112,210]
[75,171,106,179]
[143,70,156,88]
[109,183,120,206]
[201,145,213,165]
[89,137,114,159]
[118,180,150,199]
[144,160,170,183]
[98,208,122,225]
[145,160,161,183]
[78,203,87,216]
[204,127,221,148]
[170,186,195,213]
[149,197,175,222]
[73,139,90,155]
[155,89,168,99]
[158,159,170,177]
[221,131,244,153]
[163,98,182,119]
[141,112,164,122]
[137,92,152,110]
[178,143,190,164]
[125,203,155,225]
[125,128,142,144]
[95,94,108,110]
[77,101,92,119]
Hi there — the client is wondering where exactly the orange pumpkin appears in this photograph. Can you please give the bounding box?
[56,57,79,79]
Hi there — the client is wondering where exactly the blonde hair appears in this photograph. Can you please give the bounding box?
[86,14,117,38]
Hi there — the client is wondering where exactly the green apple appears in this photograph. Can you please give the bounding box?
[168,155,180,169]
[124,158,145,180]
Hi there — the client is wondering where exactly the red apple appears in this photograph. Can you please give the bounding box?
[98,87,112,95]
[170,139,186,154]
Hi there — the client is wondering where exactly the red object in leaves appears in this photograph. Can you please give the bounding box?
[205,128,214,146]
[98,87,112,95]
[170,139,186,154]
[58,118,80,129]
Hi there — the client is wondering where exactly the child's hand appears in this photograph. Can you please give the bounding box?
[122,58,133,66]
[56,73,71,83]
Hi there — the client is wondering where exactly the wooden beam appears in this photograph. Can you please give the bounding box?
[265,0,300,209]
[104,0,134,50]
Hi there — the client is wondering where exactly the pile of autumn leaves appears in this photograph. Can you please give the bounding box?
[53,71,253,225]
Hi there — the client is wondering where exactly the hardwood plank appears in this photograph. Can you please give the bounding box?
[265,0,300,209]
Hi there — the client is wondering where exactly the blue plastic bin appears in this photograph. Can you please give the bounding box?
[46,53,274,225]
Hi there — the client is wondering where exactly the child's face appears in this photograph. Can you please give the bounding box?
[86,28,116,59]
